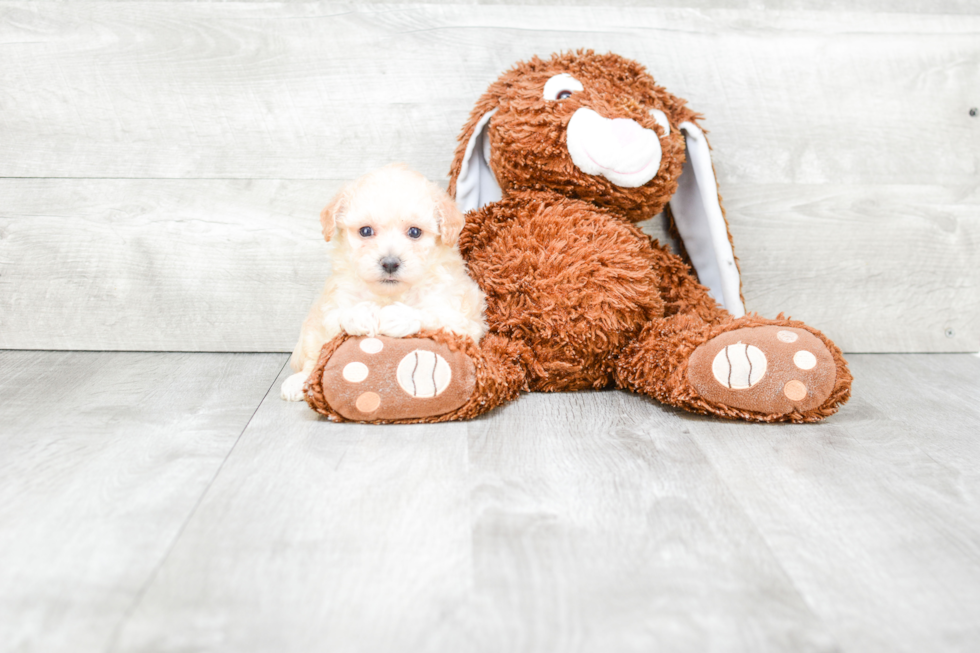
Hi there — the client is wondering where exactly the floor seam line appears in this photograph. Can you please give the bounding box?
[102,354,289,653]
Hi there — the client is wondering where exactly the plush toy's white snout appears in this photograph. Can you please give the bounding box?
[566,109,662,188]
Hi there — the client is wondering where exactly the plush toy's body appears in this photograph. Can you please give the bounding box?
[305,51,851,423]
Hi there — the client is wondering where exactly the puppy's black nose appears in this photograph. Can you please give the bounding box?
[381,257,400,274]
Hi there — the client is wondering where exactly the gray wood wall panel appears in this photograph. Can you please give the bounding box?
[0,179,334,352]
[2,179,975,352]
[1,3,977,353]
[25,0,980,13]
[0,350,287,653]
[1,5,977,185]
[721,184,980,353]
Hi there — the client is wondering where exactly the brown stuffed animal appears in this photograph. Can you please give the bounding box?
[305,50,851,423]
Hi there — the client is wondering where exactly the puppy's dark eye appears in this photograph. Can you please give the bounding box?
[358,226,374,238]
[407,227,422,239]
[557,90,572,100]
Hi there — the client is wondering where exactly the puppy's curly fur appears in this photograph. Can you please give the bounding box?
[281,164,486,401]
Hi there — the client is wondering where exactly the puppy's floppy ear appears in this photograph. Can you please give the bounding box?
[319,185,350,242]
[432,185,465,246]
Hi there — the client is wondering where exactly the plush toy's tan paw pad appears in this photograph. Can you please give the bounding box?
[320,336,476,421]
[688,326,837,416]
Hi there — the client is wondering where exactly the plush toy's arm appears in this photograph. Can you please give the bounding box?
[645,236,730,325]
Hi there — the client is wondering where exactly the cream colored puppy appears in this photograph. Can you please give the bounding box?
[281,164,487,401]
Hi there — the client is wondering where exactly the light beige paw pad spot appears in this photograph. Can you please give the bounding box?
[712,342,767,389]
[342,361,369,383]
[794,350,817,370]
[783,380,807,401]
[396,350,452,398]
[777,330,799,343]
[359,338,384,354]
[355,391,381,413]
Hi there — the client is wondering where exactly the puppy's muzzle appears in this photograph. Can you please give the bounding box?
[380,257,401,275]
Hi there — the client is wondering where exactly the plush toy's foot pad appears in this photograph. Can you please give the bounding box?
[687,326,837,416]
[319,336,476,421]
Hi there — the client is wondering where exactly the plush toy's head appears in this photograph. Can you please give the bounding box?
[449,50,702,223]
[449,49,747,317]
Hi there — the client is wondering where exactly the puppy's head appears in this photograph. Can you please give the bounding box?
[320,164,464,295]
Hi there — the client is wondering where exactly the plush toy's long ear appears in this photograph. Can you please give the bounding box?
[319,185,350,242]
[450,108,502,213]
[669,122,746,317]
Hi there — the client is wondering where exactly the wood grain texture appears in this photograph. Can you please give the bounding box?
[1,4,977,353]
[3,352,979,652]
[718,184,980,353]
[111,365,478,653]
[25,0,980,13]
[111,364,836,653]
[0,179,336,352]
[685,353,980,652]
[2,179,976,352]
[0,351,287,653]
[0,4,977,186]
[448,391,835,652]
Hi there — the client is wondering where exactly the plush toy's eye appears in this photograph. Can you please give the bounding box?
[407,226,422,239]
[358,226,374,238]
[649,108,671,136]
[544,73,584,101]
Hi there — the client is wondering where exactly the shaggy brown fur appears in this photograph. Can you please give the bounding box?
[305,50,852,423]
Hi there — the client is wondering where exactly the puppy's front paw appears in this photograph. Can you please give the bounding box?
[378,303,422,338]
[280,372,309,401]
[339,303,380,337]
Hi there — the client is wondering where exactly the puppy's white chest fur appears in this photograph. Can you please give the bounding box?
[340,302,423,339]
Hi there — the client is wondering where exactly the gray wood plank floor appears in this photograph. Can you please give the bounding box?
[0,351,288,653]
[2,351,978,653]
